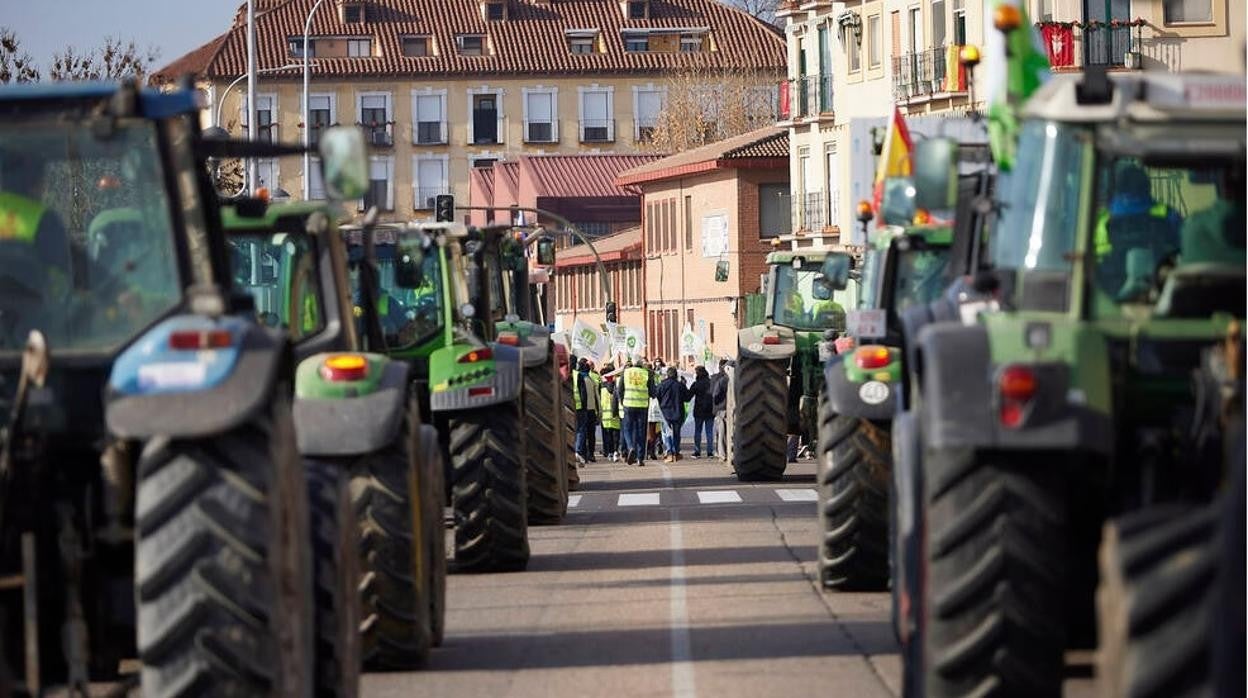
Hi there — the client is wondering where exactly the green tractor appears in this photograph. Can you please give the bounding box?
[349,222,530,572]
[730,240,860,481]
[815,219,953,591]
[898,69,1246,697]
[0,81,363,694]
[222,201,446,672]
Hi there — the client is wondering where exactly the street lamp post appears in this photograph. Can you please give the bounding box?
[246,0,257,192]
[303,0,328,200]
[214,65,307,135]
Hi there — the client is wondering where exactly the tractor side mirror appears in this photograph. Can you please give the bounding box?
[536,237,556,266]
[394,243,425,288]
[714,259,730,282]
[913,138,958,212]
[820,253,853,291]
[318,126,369,200]
[880,177,917,226]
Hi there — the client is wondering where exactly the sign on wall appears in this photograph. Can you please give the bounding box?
[701,212,729,258]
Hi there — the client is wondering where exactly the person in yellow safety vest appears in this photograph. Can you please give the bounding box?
[599,365,622,462]
[1092,162,1182,298]
[782,290,805,324]
[620,358,656,467]
[0,152,72,299]
[809,297,844,328]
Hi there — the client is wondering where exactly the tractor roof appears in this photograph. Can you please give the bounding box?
[767,244,864,266]
[1022,72,1245,125]
[870,224,953,250]
[0,81,201,120]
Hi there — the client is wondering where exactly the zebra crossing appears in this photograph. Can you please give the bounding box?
[566,487,818,510]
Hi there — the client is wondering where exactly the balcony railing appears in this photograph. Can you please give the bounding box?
[579,118,614,143]
[780,75,833,120]
[360,122,394,147]
[524,119,559,143]
[892,47,960,102]
[414,121,446,145]
[794,190,826,231]
[1083,24,1134,68]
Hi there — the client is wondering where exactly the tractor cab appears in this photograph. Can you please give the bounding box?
[764,248,860,335]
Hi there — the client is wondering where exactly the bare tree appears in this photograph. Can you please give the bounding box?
[49,36,159,82]
[644,59,782,152]
[0,27,41,83]
[722,0,781,26]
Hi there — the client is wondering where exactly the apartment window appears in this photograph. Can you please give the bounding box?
[1034,0,1054,22]
[485,1,505,20]
[577,222,611,237]
[667,199,677,252]
[579,88,613,143]
[624,34,649,53]
[759,184,788,239]
[242,94,277,143]
[347,38,372,57]
[361,157,393,211]
[952,0,967,45]
[634,87,664,142]
[684,195,692,250]
[825,143,840,229]
[472,158,497,169]
[1163,0,1212,22]
[358,93,392,146]
[932,0,947,47]
[628,0,648,19]
[569,36,595,53]
[909,8,923,53]
[680,34,702,52]
[413,92,446,144]
[308,94,333,146]
[525,89,558,143]
[848,22,862,72]
[343,3,363,23]
[288,37,314,58]
[470,91,502,144]
[868,14,882,68]
[458,35,485,56]
[413,157,448,210]
[308,158,325,199]
[401,36,429,56]
[255,159,279,192]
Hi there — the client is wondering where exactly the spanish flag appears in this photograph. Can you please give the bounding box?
[872,106,914,217]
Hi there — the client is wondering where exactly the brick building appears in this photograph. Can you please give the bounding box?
[552,227,645,334]
[156,0,785,222]
[616,126,789,361]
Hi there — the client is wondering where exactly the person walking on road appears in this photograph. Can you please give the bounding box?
[657,367,691,463]
[689,366,715,458]
[599,364,621,462]
[573,358,600,464]
[620,358,655,466]
[585,361,602,462]
[711,359,730,460]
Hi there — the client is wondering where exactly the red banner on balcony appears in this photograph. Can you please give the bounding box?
[1040,24,1075,67]
[779,80,791,119]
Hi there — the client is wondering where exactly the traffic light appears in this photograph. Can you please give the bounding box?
[434,194,455,222]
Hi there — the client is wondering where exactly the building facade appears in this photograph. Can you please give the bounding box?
[157,0,785,221]
[777,0,1243,241]
[552,227,646,336]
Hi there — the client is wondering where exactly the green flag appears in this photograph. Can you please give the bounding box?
[985,0,1051,171]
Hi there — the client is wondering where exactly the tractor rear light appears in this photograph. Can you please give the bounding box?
[459,347,493,364]
[320,354,369,382]
[762,333,781,345]
[169,329,232,350]
[468,386,494,397]
[998,365,1037,401]
[999,401,1025,429]
[855,346,891,370]
[497,332,520,346]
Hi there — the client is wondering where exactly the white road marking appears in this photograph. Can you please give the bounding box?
[567,494,582,509]
[776,488,819,502]
[663,465,697,698]
[696,490,742,504]
[618,492,661,507]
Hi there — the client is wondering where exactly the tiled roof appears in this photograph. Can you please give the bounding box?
[523,154,663,199]
[615,125,787,185]
[555,225,642,268]
[158,0,786,80]
[151,32,229,83]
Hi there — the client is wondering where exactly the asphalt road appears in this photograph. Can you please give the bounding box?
[363,457,902,698]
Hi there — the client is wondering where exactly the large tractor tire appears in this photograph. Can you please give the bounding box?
[134,395,314,697]
[449,405,530,572]
[816,401,890,591]
[914,449,1067,698]
[522,352,568,524]
[731,355,789,481]
[563,381,580,491]
[415,424,448,648]
[306,459,361,698]
[352,401,433,670]
[1096,505,1218,698]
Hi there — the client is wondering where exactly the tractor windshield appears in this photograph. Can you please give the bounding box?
[371,237,445,349]
[227,233,323,341]
[772,265,845,331]
[893,247,952,313]
[1089,154,1244,307]
[0,118,182,353]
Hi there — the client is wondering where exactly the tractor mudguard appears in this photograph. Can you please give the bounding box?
[738,325,797,361]
[430,342,523,412]
[824,359,897,422]
[497,320,551,369]
[293,354,410,457]
[106,314,285,439]
[916,323,1114,454]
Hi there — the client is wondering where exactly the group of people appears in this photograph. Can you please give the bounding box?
[572,355,731,467]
